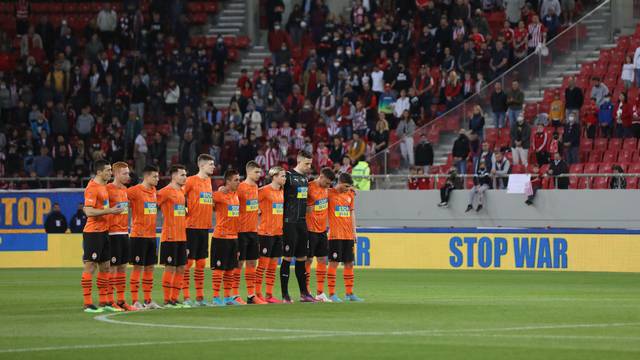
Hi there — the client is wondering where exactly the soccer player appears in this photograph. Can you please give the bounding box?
[182,154,215,306]
[158,164,190,308]
[327,173,364,302]
[235,161,267,304]
[255,166,286,303]
[105,162,136,311]
[281,150,316,303]
[127,165,161,310]
[210,170,241,306]
[81,160,125,313]
[305,167,335,302]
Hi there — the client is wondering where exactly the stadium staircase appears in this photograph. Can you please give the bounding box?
[428,2,616,168]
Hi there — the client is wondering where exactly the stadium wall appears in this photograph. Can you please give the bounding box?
[1,190,640,272]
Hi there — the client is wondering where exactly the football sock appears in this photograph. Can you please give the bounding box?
[212,269,223,298]
[107,272,115,304]
[171,270,183,302]
[305,261,311,291]
[295,260,309,295]
[266,258,278,297]
[81,272,93,306]
[245,265,255,296]
[162,270,173,304]
[279,259,291,297]
[223,270,233,298]
[254,257,269,296]
[116,270,126,303]
[327,266,337,296]
[344,267,354,295]
[129,269,141,303]
[96,272,109,306]
[194,259,206,300]
[182,259,193,300]
[142,270,154,303]
[232,267,241,297]
[316,262,327,295]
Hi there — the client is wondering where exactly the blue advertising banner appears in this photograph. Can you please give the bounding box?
[0,190,84,230]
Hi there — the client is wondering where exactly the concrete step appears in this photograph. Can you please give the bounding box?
[208,28,241,34]
[228,3,247,8]
[222,9,246,15]
[216,22,244,28]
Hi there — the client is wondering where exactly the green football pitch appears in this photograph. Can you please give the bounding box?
[0,268,639,359]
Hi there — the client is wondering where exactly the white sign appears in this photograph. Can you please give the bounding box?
[507,174,531,194]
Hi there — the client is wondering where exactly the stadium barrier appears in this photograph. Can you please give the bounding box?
[1,229,640,272]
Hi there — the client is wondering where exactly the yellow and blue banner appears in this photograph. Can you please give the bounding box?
[1,228,640,271]
[0,190,84,231]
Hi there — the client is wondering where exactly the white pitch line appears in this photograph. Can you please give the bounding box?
[0,333,338,354]
[94,312,640,337]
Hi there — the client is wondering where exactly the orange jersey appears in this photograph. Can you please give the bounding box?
[327,188,355,240]
[184,175,213,229]
[213,191,240,239]
[83,179,110,233]
[158,185,187,242]
[257,185,284,236]
[237,182,259,233]
[127,184,158,238]
[305,180,328,233]
[106,183,129,234]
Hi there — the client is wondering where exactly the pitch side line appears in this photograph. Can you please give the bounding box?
[0,333,338,354]
[95,312,640,336]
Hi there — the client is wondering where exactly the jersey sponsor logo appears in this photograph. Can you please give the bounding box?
[246,199,259,212]
[173,204,186,217]
[227,205,240,217]
[297,186,308,199]
[199,192,213,205]
[272,202,284,215]
[314,198,328,211]
[143,202,157,215]
[117,201,129,215]
[334,205,350,217]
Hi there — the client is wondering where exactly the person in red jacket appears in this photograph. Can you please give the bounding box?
[583,98,598,139]
[268,23,293,54]
[615,92,633,138]
[445,72,462,110]
[533,124,549,165]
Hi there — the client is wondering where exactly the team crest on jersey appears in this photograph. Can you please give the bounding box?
[285,245,290,251]
[199,192,213,205]
[262,248,268,254]
[216,260,221,266]
[111,257,117,263]
[167,256,173,263]
[135,256,140,263]
[332,252,338,259]
[186,249,190,256]
[92,252,98,260]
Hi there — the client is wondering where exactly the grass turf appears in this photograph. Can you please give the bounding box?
[0,268,639,359]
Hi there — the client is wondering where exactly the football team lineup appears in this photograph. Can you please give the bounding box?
[80,152,363,312]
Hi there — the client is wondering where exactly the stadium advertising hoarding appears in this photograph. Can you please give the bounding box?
[0,190,84,230]
[1,228,640,272]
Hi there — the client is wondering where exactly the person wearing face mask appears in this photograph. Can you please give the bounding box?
[562,114,580,165]
[273,64,293,102]
[510,114,530,166]
[213,35,228,84]
[275,42,291,66]
[466,160,492,213]
[268,22,292,54]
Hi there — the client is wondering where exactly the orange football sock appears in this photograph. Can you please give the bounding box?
[265,258,278,297]
[327,266,337,296]
[107,272,115,304]
[316,262,327,295]
[96,272,109,306]
[116,270,126,303]
[162,270,173,304]
[81,272,93,306]
[182,259,193,300]
[142,270,154,303]
[223,270,233,298]
[232,267,241,297]
[305,261,311,291]
[194,259,206,300]
[212,269,223,298]
[129,269,141,303]
[245,266,256,296]
[254,257,269,296]
[171,270,183,302]
[344,267,354,295]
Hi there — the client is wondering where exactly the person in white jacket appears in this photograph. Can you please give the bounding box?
[621,55,635,90]
[96,4,117,43]
[163,80,180,119]
[243,102,263,138]
[633,45,640,88]
[540,0,561,20]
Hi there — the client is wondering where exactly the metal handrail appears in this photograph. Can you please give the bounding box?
[366,0,611,167]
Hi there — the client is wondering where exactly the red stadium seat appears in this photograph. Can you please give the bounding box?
[583,163,599,174]
[608,138,622,150]
[618,150,634,163]
[593,138,608,151]
[579,137,593,151]
[588,151,602,163]
[602,150,617,163]
[593,177,609,189]
[622,138,638,150]
[629,163,640,174]
[627,177,639,189]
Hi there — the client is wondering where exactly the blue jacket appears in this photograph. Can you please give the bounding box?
[598,101,614,125]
